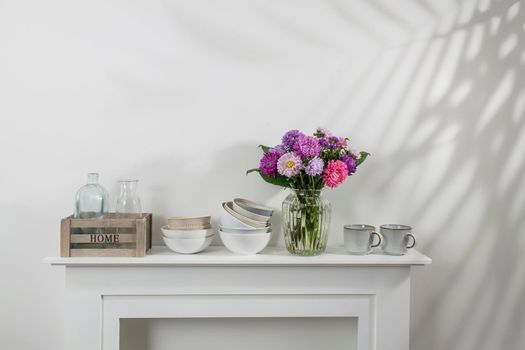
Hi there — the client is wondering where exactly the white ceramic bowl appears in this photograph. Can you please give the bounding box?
[162,234,214,254]
[233,198,273,217]
[232,201,271,222]
[219,225,272,234]
[168,223,212,230]
[220,202,255,229]
[161,225,214,239]
[219,230,271,255]
[221,202,269,229]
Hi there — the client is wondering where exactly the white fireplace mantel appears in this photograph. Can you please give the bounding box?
[46,246,431,350]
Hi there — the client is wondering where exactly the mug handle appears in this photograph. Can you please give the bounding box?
[406,233,416,249]
[371,232,382,248]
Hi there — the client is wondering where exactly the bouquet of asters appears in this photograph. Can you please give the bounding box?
[248,127,368,190]
[248,128,368,255]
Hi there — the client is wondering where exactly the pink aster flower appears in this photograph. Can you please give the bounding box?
[277,152,303,178]
[338,137,347,148]
[323,160,348,188]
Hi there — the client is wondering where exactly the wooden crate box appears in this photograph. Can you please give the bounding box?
[60,213,152,257]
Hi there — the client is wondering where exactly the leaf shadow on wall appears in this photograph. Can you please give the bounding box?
[325,0,525,349]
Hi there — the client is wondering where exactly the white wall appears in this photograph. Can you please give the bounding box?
[1,0,524,349]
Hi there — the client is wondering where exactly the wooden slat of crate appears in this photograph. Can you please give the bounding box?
[146,214,152,250]
[70,219,136,229]
[135,219,146,257]
[70,249,137,257]
[61,219,71,257]
[70,234,137,244]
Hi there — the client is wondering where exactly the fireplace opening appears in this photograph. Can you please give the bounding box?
[120,317,358,350]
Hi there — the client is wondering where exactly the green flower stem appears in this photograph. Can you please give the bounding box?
[284,189,329,256]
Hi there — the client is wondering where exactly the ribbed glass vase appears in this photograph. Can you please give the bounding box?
[282,189,331,256]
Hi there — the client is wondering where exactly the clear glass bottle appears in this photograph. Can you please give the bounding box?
[74,173,108,219]
[282,189,331,256]
[74,173,108,234]
[116,180,142,215]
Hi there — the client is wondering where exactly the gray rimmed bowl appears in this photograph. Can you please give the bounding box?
[221,202,269,229]
[233,198,273,217]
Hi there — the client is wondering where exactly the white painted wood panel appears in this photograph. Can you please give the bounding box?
[46,247,430,350]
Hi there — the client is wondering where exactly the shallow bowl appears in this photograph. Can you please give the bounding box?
[168,215,211,226]
[233,198,273,217]
[219,225,272,234]
[162,234,213,254]
[232,201,271,223]
[161,225,214,239]
[167,223,212,230]
[221,202,269,229]
[219,230,271,255]
[219,202,256,229]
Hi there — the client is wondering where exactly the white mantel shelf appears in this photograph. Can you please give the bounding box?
[45,245,431,267]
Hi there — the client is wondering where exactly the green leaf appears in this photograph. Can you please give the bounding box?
[246,168,291,188]
[356,151,370,166]
[258,145,271,154]
[260,173,291,188]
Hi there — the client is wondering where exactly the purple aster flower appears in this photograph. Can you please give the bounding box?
[272,144,289,155]
[305,157,324,176]
[277,152,303,178]
[347,145,360,158]
[342,154,357,174]
[281,129,304,150]
[319,136,340,149]
[314,127,332,138]
[259,150,281,178]
[293,136,322,159]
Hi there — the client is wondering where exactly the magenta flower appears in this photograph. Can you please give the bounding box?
[323,160,348,188]
[281,130,304,149]
[294,136,322,159]
[341,154,357,174]
[305,157,324,176]
[259,150,281,178]
[277,152,303,178]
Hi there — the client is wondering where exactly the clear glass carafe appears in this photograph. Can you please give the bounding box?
[74,173,108,234]
[116,180,142,215]
[282,189,331,256]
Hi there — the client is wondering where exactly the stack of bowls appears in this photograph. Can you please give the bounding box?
[161,216,214,254]
[219,199,273,255]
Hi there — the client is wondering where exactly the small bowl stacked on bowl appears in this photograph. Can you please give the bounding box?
[161,216,214,254]
[219,199,273,255]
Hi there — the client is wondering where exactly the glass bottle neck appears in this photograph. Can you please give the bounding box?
[87,173,99,184]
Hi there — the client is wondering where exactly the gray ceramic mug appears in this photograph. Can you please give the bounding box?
[380,224,416,255]
[344,225,382,255]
